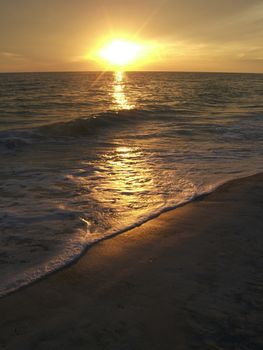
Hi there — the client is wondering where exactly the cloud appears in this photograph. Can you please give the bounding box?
[0,51,25,60]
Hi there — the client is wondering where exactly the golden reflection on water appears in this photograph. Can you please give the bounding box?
[112,71,135,110]
[95,145,155,211]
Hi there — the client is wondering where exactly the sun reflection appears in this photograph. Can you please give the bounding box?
[112,71,135,110]
[95,145,155,210]
[115,71,123,83]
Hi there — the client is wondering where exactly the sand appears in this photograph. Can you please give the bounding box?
[0,174,262,350]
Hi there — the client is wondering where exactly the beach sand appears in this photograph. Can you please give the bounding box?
[0,174,262,350]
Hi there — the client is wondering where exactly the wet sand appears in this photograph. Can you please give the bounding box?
[0,174,262,350]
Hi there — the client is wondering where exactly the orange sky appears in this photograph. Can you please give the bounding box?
[0,0,262,73]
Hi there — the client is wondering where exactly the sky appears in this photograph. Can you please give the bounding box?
[0,0,262,73]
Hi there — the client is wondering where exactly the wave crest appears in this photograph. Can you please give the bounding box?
[39,110,150,137]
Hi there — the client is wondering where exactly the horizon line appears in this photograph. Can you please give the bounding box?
[0,69,262,75]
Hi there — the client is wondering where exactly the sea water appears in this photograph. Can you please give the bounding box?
[0,71,262,296]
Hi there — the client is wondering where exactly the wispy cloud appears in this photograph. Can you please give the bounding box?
[0,52,25,60]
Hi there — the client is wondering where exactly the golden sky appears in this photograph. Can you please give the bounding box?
[0,0,262,73]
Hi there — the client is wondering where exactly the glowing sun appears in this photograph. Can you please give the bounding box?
[99,39,143,68]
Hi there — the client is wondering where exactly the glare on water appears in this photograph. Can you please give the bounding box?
[112,71,135,110]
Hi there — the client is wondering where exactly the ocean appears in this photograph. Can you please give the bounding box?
[0,71,262,296]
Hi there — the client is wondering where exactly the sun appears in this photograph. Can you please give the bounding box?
[99,39,143,68]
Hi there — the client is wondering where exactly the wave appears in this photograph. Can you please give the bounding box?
[1,108,262,145]
[38,110,153,137]
[0,179,214,298]
[0,110,151,151]
[0,133,33,152]
[1,171,261,299]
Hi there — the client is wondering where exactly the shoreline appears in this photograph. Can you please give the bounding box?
[0,173,262,349]
[0,172,260,299]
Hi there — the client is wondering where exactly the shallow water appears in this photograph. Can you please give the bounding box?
[0,71,263,296]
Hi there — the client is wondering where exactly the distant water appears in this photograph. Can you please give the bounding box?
[0,71,262,296]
